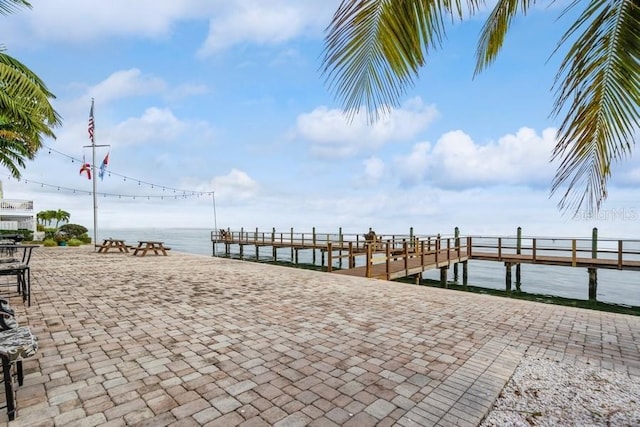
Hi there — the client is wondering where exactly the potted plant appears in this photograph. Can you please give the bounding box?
[54,232,68,246]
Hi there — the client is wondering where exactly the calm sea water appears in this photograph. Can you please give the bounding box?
[97,228,640,307]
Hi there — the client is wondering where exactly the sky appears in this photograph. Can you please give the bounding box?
[1,0,638,238]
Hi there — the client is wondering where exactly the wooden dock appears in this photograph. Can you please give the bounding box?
[211,228,640,300]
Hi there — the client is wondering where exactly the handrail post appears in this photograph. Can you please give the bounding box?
[365,243,372,278]
[327,242,333,272]
[447,238,451,261]
[498,237,502,260]
[571,239,577,267]
[420,240,425,268]
[618,240,623,269]
[532,238,537,261]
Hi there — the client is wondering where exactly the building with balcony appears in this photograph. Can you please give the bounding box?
[0,181,36,232]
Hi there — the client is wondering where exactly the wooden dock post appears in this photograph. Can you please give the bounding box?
[290,227,294,260]
[505,262,512,292]
[386,240,391,280]
[338,227,343,269]
[453,227,459,282]
[516,227,522,291]
[462,261,468,287]
[588,227,598,301]
[440,267,448,288]
[272,227,277,261]
[348,242,354,268]
[327,242,333,272]
[255,227,259,260]
[365,243,372,278]
[312,227,316,265]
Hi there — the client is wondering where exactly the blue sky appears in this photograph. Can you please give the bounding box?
[2,0,638,237]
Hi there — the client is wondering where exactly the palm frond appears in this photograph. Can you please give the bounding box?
[0,0,30,16]
[475,0,535,75]
[321,0,481,122]
[0,126,31,178]
[551,0,640,215]
[0,52,61,146]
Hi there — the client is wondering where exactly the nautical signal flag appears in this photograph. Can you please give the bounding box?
[79,155,91,180]
[99,152,109,180]
[88,99,95,142]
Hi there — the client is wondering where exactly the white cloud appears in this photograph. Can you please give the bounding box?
[354,157,385,187]
[395,127,557,188]
[296,97,439,158]
[109,107,192,145]
[4,0,337,53]
[3,1,208,46]
[197,1,336,56]
[210,169,259,201]
[89,69,166,104]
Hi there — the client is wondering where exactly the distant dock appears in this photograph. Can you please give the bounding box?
[211,227,640,302]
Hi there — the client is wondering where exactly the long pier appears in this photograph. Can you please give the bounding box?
[211,227,640,301]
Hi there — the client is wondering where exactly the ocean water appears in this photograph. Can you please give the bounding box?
[97,228,640,307]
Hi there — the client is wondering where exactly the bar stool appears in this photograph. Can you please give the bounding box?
[0,327,38,420]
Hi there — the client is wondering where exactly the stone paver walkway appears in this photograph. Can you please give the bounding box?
[1,246,638,426]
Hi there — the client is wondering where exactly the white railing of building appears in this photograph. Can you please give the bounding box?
[0,199,34,212]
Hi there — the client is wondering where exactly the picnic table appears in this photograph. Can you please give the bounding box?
[97,239,129,253]
[132,241,168,257]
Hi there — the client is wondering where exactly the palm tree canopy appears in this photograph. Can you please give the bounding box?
[0,0,61,178]
[322,0,640,215]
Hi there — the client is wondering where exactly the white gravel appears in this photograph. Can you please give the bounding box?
[481,356,640,426]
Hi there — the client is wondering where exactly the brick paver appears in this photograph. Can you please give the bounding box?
[1,246,638,425]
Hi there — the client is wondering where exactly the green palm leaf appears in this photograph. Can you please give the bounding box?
[551,0,640,214]
[475,0,534,75]
[322,0,482,122]
[0,0,30,16]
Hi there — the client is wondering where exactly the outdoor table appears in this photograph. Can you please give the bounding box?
[97,239,129,253]
[132,241,168,256]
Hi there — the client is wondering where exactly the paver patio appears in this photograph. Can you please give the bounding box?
[1,246,639,426]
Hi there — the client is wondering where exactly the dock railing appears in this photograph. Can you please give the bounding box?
[468,235,640,268]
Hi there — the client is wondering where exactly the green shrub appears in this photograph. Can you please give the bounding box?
[79,233,92,244]
[67,238,82,247]
[42,239,57,247]
[59,224,88,239]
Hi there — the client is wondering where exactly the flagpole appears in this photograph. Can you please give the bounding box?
[84,98,109,250]
[92,113,98,250]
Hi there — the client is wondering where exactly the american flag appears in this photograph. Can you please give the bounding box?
[88,99,95,142]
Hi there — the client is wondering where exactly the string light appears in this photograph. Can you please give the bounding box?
[43,144,209,196]
[1,172,212,200]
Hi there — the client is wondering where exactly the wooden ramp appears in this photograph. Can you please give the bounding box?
[335,248,468,280]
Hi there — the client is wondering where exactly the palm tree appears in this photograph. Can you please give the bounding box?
[322,1,639,215]
[53,209,70,229]
[0,0,61,178]
[36,209,56,227]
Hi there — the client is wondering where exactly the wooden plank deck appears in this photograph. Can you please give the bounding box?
[472,252,640,271]
[335,248,468,280]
